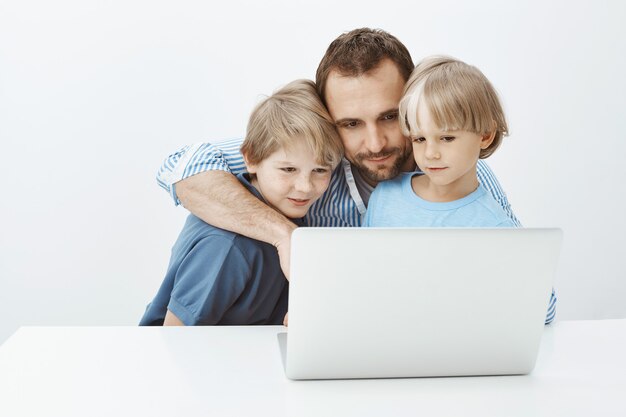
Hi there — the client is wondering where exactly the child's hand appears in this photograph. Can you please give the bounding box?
[283,312,288,327]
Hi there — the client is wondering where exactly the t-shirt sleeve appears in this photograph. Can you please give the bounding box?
[168,235,253,325]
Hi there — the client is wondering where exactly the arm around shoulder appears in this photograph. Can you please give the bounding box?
[156,142,234,204]
[177,171,296,278]
[177,170,295,244]
[157,140,296,277]
[476,160,521,226]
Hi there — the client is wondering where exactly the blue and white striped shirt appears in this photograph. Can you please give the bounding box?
[156,138,556,323]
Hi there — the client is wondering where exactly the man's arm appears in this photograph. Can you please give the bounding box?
[476,160,520,226]
[475,162,557,324]
[176,171,296,278]
[156,140,297,277]
[545,289,557,325]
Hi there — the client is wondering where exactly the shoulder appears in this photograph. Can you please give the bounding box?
[174,228,276,282]
[476,160,501,193]
[370,172,418,206]
[211,137,244,151]
[365,173,421,227]
[476,159,495,177]
[374,172,414,196]
[175,214,278,264]
[474,187,516,227]
[178,214,239,243]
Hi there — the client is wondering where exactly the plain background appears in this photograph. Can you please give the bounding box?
[1,0,625,344]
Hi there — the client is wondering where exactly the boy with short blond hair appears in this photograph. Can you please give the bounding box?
[364,55,514,228]
[140,79,342,326]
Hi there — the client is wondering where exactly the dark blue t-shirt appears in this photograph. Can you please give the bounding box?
[140,174,294,326]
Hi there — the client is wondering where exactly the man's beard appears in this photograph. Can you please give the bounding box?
[351,146,413,184]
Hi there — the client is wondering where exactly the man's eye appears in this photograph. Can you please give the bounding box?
[280,167,296,173]
[342,121,359,128]
[382,113,398,121]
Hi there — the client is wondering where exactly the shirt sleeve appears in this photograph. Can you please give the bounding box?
[167,234,256,325]
[476,160,521,227]
[155,139,247,205]
[545,288,557,325]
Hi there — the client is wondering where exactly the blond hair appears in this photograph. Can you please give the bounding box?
[399,56,508,159]
[241,79,343,168]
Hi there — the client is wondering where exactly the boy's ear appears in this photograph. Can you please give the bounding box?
[243,153,257,174]
[480,122,497,150]
[480,130,496,149]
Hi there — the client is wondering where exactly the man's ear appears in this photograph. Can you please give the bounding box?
[243,153,257,174]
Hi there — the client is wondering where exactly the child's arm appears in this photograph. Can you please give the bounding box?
[165,235,254,325]
[163,310,184,326]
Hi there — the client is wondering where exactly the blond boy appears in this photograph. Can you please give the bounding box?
[140,80,342,326]
[364,56,514,228]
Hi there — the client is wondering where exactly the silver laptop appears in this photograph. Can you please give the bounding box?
[282,227,562,380]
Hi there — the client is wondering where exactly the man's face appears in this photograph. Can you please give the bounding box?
[324,59,414,186]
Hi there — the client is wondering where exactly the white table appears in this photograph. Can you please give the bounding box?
[1,320,625,417]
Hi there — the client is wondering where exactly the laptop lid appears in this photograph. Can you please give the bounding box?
[285,227,562,380]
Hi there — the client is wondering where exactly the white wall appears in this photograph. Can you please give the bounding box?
[1,0,625,344]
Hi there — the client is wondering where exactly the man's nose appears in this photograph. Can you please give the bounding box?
[364,124,386,154]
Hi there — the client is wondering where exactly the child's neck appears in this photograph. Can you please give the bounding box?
[411,173,479,203]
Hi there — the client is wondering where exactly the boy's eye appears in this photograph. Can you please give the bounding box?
[313,168,329,174]
[412,137,425,143]
[442,136,456,142]
[280,167,296,173]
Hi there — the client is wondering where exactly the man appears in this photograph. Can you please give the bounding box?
[156,28,555,324]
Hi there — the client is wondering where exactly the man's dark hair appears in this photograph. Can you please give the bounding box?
[315,28,414,106]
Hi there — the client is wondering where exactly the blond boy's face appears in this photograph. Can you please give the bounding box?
[245,138,333,219]
[411,101,495,199]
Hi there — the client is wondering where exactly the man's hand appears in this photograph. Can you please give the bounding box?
[275,230,294,280]
[276,229,293,327]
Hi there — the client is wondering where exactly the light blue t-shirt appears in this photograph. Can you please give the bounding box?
[364,172,516,228]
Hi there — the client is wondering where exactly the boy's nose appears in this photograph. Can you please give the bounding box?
[294,174,313,193]
[425,142,441,159]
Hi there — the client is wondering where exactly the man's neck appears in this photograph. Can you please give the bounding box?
[350,165,376,206]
